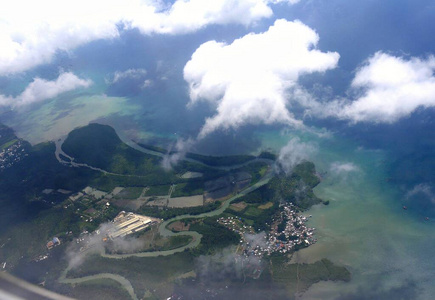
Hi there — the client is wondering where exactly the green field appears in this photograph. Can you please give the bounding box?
[244,206,264,217]
[146,185,171,196]
[171,182,204,197]
[0,138,18,150]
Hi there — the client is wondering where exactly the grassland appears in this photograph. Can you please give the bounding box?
[0,138,18,150]
[146,185,171,196]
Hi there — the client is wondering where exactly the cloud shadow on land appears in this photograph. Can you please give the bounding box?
[192,125,263,156]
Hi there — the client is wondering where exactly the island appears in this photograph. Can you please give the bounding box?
[0,123,350,300]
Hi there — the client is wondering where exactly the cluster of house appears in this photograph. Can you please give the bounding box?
[0,140,27,171]
[265,203,316,254]
[218,202,316,257]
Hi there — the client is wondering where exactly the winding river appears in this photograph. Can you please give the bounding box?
[56,134,275,298]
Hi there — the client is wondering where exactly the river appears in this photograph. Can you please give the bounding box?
[57,135,275,298]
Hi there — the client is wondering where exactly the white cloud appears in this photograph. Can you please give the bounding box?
[333,52,435,123]
[0,0,295,75]
[277,137,317,174]
[111,68,147,84]
[161,138,194,170]
[142,79,154,89]
[0,72,92,107]
[268,0,301,4]
[329,162,359,174]
[184,19,339,138]
[406,184,435,204]
[128,0,273,34]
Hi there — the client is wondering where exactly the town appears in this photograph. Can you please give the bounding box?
[0,139,27,171]
[218,203,316,257]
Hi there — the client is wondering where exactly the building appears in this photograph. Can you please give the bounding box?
[108,211,158,239]
[46,237,61,250]
[46,241,54,250]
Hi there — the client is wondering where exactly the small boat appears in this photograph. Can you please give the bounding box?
[403,206,408,210]
[425,217,429,221]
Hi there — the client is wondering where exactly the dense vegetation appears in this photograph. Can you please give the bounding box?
[189,217,240,255]
[258,151,277,160]
[185,152,256,167]
[62,124,164,176]
[271,256,351,294]
[137,142,257,167]
[269,161,322,210]
[0,140,99,230]
[233,161,322,210]
[0,123,17,147]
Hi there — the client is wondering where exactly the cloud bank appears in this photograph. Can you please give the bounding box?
[0,0,300,75]
[326,52,435,123]
[184,19,339,138]
[0,72,92,107]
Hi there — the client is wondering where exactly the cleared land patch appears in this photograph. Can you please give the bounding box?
[181,172,203,179]
[168,195,204,208]
[114,187,144,199]
[229,201,248,212]
[168,221,190,232]
[258,202,273,210]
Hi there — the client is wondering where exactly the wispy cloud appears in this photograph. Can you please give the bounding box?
[406,183,435,204]
[277,137,317,174]
[162,138,195,171]
[330,162,359,174]
[111,68,147,84]
[66,221,144,269]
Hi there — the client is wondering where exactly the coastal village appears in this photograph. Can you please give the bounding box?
[218,203,316,257]
[0,139,27,171]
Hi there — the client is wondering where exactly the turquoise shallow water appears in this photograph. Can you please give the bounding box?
[256,128,435,299]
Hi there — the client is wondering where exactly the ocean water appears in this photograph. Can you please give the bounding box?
[256,128,435,299]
